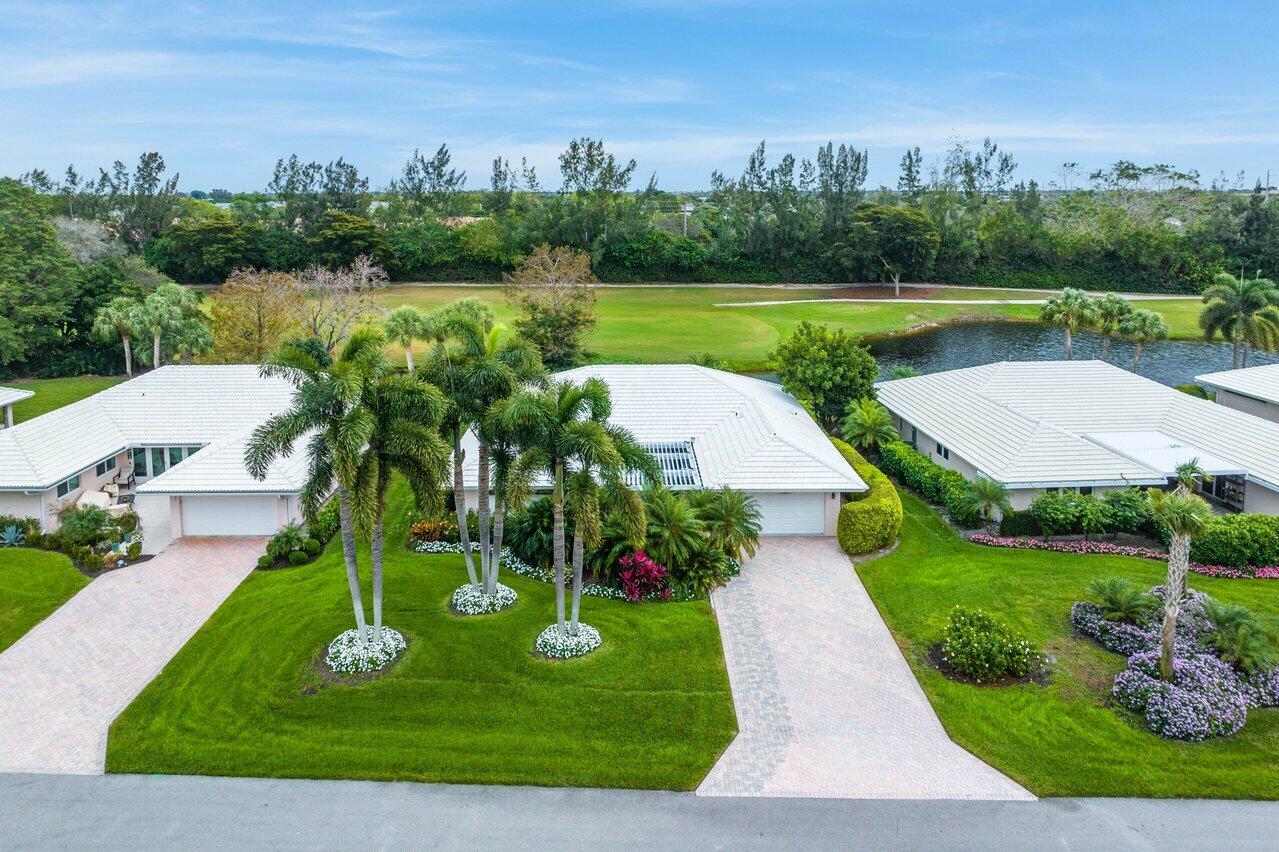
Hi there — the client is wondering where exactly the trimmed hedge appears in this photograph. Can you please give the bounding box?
[1190,513,1279,569]
[831,439,903,555]
[878,440,980,527]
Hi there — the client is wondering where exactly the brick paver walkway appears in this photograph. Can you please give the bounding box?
[698,537,1034,799]
[0,538,265,775]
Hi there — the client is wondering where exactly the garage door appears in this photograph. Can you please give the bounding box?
[180,495,281,536]
[750,492,825,535]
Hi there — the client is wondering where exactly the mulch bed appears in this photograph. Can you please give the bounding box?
[74,554,154,579]
[926,643,1053,688]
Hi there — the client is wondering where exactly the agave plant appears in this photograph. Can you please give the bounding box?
[0,524,25,547]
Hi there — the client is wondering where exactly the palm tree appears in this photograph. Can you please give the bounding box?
[136,282,202,368]
[690,486,762,561]
[92,296,141,377]
[960,478,1012,530]
[1147,487,1213,682]
[842,397,899,452]
[246,330,385,643]
[1040,288,1098,360]
[1121,309,1168,372]
[1199,271,1279,368]
[382,306,432,372]
[1094,293,1134,361]
[355,363,452,643]
[642,486,706,570]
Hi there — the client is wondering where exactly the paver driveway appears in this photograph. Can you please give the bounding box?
[698,537,1033,800]
[0,538,265,775]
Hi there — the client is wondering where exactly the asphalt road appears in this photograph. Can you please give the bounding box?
[3,774,1277,850]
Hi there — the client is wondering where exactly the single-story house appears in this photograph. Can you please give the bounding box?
[461,364,867,535]
[876,360,1279,517]
[0,366,307,554]
[1196,363,1279,424]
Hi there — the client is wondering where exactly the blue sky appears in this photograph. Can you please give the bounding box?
[2,0,1277,192]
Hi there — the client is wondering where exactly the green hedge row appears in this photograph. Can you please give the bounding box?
[878,440,981,527]
[831,439,903,555]
[1189,513,1279,568]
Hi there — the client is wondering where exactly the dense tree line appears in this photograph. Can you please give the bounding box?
[12,140,1277,295]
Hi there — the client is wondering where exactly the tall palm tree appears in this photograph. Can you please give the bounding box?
[960,478,1012,530]
[1094,293,1134,361]
[1039,288,1098,360]
[1199,271,1279,368]
[92,296,141,377]
[382,306,432,372]
[842,397,899,452]
[1121,309,1168,372]
[137,282,199,368]
[246,330,385,643]
[355,364,452,643]
[1147,487,1213,682]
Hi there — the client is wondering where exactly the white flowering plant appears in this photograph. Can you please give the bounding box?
[535,623,601,659]
[451,582,517,615]
[325,627,407,674]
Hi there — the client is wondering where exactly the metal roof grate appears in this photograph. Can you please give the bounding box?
[628,440,702,490]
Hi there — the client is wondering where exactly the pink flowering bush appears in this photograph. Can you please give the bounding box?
[970,534,1279,581]
[617,550,672,603]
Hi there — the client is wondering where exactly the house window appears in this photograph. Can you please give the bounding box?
[185,446,201,457]
[55,474,81,498]
[132,447,147,474]
[1079,486,1094,496]
[169,446,184,467]
[151,447,167,476]
[909,426,917,447]
[95,456,117,477]
[935,442,949,460]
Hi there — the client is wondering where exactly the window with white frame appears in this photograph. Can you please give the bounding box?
[131,445,204,479]
[55,473,81,498]
[95,456,117,477]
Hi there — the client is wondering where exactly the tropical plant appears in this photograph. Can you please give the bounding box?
[1094,293,1134,361]
[56,504,111,546]
[267,523,307,559]
[246,330,385,643]
[381,306,432,372]
[1199,271,1279,368]
[689,486,762,561]
[841,397,899,452]
[1147,483,1214,682]
[1039,287,1098,360]
[1085,577,1156,624]
[136,282,199,368]
[642,486,706,571]
[1121,308,1168,371]
[0,524,25,547]
[959,478,1011,529]
[1200,599,1277,674]
[92,296,142,376]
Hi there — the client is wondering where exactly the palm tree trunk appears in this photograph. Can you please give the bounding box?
[1064,325,1073,360]
[570,529,585,635]
[404,346,415,372]
[337,487,368,642]
[1100,334,1110,361]
[1242,339,1250,368]
[1232,328,1242,369]
[487,495,506,596]
[452,428,478,588]
[371,514,384,644]
[1132,342,1144,371]
[477,441,493,591]
[552,462,566,637]
[1160,533,1189,681]
[122,334,133,377]
[152,332,162,369]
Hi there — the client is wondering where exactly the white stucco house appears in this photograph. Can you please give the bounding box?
[1196,363,1279,424]
[0,366,307,554]
[461,364,867,535]
[877,360,1279,517]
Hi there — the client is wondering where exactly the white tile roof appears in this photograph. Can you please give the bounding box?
[136,433,308,494]
[0,366,299,493]
[1196,364,1279,405]
[0,386,33,408]
[462,365,866,493]
[877,360,1279,491]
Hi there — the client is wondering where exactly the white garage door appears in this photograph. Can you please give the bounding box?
[750,492,825,535]
[180,495,281,536]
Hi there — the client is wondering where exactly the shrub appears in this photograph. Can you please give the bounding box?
[308,499,340,544]
[57,504,112,546]
[409,517,457,543]
[1085,577,1156,624]
[616,550,671,602]
[831,438,902,555]
[267,523,307,559]
[505,498,559,569]
[126,542,142,561]
[0,514,39,542]
[256,555,276,570]
[115,510,140,534]
[878,440,979,527]
[42,532,64,552]
[1200,600,1278,674]
[1190,513,1279,569]
[287,549,310,566]
[1026,491,1102,537]
[1103,488,1153,535]
[668,545,734,598]
[939,606,1038,683]
[997,509,1038,537]
[72,544,94,566]
[303,538,322,555]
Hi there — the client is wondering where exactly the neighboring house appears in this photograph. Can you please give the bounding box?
[1196,364,1279,424]
[0,366,306,554]
[0,387,33,429]
[877,361,1279,517]
[461,365,868,536]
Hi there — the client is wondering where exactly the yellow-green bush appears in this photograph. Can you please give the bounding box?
[831,439,903,555]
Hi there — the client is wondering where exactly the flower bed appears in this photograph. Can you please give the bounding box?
[325,627,407,674]
[534,623,602,659]
[972,534,1279,580]
[450,582,517,615]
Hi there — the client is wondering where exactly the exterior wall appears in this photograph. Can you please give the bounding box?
[1215,390,1279,423]
[823,492,841,536]
[0,492,41,523]
[892,414,984,480]
[134,493,174,555]
[1244,482,1279,516]
[39,450,133,530]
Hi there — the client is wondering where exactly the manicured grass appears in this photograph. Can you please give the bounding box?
[857,491,1279,799]
[106,481,736,789]
[0,548,88,653]
[7,376,125,422]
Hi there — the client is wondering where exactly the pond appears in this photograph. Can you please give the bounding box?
[865,321,1279,387]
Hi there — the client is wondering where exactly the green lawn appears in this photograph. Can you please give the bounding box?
[106,481,736,788]
[7,376,125,422]
[857,491,1279,798]
[0,548,88,653]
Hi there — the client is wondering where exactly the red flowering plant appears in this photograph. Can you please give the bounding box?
[617,550,672,602]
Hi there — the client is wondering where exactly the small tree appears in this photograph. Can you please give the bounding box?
[382,306,432,372]
[831,203,940,296]
[772,322,878,433]
[1199,271,1279,369]
[1148,466,1214,682]
[1121,309,1168,371]
[842,397,899,453]
[961,478,1011,530]
[293,256,387,353]
[207,269,303,364]
[1040,288,1098,360]
[92,296,142,376]
[309,211,393,271]
[137,282,201,368]
[1094,293,1134,361]
[503,245,597,369]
